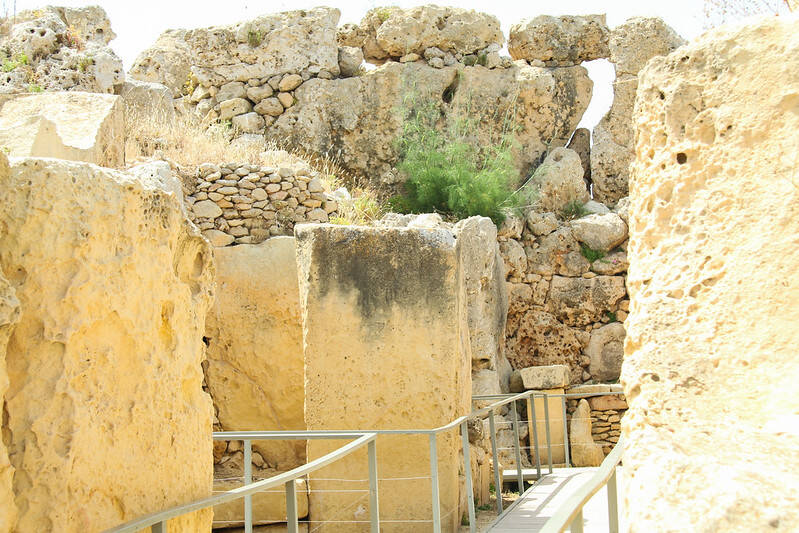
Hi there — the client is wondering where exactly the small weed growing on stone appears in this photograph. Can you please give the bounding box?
[247,28,263,47]
[605,310,618,322]
[64,25,84,50]
[580,243,605,262]
[182,73,197,97]
[77,56,93,73]
[376,8,392,22]
[561,199,589,220]
[477,503,493,511]
[27,83,43,93]
[477,52,488,67]
[2,52,28,72]
[461,513,470,526]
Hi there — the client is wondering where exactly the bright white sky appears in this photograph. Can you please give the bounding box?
[13,0,708,128]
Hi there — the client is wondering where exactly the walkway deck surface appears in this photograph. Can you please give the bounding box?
[488,467,625,532]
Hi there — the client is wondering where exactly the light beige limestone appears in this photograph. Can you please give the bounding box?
[0,264,19,532]
[569,399,603,467]
[0,157,214,532]
[529,389,566,465]
[296,224,471,533]
[205,238,306,470]
[0,92,124,167]
[509,15,609,65]
[513,365,570,390]
[623,15,799,531]
[213,476,308,527]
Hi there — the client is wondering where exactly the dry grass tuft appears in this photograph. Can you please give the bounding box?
[125,109,388,225]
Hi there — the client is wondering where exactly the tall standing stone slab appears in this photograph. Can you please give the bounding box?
[623,16,799,531]
[296,224,471,533]
[0,157,214,532]
[205,237,306,470]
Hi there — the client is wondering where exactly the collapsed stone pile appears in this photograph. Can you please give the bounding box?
[0,6,123,94]
[185,161,340,246]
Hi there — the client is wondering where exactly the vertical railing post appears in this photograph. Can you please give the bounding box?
[244,439,252,533]
[510,400,525,494]
[429,433,442,533]
[367,439,380,533]
[561,395,570,467]
[530,394,541,480]
[543,394,553,473]
[488,410,503,514]
[607,467,619,533]
[461,421,476,533]
[152,521,167,533]
[286,479,298,533]
[571,509,584,533]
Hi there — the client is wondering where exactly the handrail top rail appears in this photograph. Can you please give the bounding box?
[538,436,625,533]
[104,432,377,533]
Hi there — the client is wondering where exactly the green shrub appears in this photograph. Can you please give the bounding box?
[580,243,605,262]
[27,83,43,93]
[390,94,524,225]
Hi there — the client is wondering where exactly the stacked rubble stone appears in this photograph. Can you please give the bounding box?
[185,162,339,246]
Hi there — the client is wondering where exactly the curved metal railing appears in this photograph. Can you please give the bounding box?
[539,436,624,533]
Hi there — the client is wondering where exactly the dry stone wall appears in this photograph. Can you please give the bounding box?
[623,15,799,531]
[185,161,339,246]
[0,157,214,532]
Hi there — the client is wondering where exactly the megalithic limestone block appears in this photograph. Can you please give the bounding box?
[590,17,684,206]
[0,157,215,532]
[623,15,799,531]
[296,223,471,533]
[205,237,306,470]
[0,157,20,532]
[0,92,124,167]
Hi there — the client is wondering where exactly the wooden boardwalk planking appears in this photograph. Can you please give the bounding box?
[488,467,625,532]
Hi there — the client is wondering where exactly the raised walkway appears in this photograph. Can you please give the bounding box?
[488,467,625,532]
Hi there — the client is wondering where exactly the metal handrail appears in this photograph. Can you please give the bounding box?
[539,436,625,533]
[105,389,625,533]
[104,432,379,533]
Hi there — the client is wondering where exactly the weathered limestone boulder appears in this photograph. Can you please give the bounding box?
[570,400,603,467]
[205,238,305,471]
[526,226,589,277]
[623,16,799,531]
[0,6,123,94]
[297,224,470,533]
[546,275,626,326]
[591,17,684,205]
[338,45,364,77]
[567,127,591,185]
[119,78,175,124]
[356,6,503,60]
[453,217,510,391]
[0,157,214,531]
[569,213,628,253]
[526,211,558,236]
[0,266,19,533]
[509,365,570,391]
[505,309,589,383]
[586,322,625,382]
[130,8,340,95]
[272,61,591,190]
[526,147,589,213]
[0,92,124,167]
[499,238,526,280]
[509,15,609,66]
